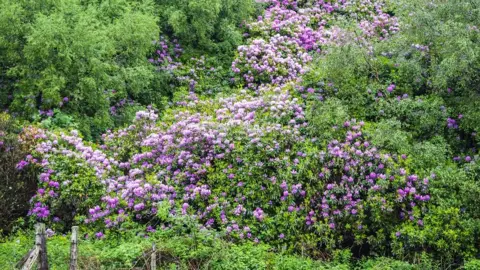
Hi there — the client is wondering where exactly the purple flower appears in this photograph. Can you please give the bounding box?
[46,229,55,238]
[253,208,264,221]
[16,160,28,170]
[447,118,459,129]
[387,84,396,93]
[95,232,104,239]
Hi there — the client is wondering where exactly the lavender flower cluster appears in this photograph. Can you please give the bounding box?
[311,120,430,232]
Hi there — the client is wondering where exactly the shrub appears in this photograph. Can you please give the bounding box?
[392,206,477,268]
[364,119,411,155]
[372,96,447,140]
[0,114,38,235]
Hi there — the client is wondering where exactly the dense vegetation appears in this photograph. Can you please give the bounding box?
[1,0,479,269]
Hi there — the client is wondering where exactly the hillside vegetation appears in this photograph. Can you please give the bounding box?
[1,0,479,269]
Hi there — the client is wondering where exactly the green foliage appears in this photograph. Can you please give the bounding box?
[365,119,411,154]
[430,166,480,220]
[372,96,446,140]
[303,46,371,117]
[395,0,480,95]
[0,0,27,106]
[382,0,480,138]
[305,98,350,143]
[0,0,160,139]
[465,259,480,270]
[0,228,350,270]
[157,0,256,56]
[392,206,478,268]
[358,257,417,270]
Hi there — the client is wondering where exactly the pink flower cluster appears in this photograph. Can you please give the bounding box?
[357,11,399,40]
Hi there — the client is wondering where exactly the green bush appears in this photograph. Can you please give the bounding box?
[364,119,412,154]
[372,96,446,140]
[157,0,256,57]
[358,257,417,270]
[465,259,480,270]
[302,45,371,117]
[305,98,350,143]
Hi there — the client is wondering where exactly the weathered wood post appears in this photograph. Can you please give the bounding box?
[151,243,156,270]
[36,223,49,270]
[69,226,79,270]
[16,247,38,270]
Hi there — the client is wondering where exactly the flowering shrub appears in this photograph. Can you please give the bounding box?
[308,120,430,250]
[151,37,235,98]
[232,0,400,89]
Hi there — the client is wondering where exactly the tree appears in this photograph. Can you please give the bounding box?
[1,0,160,139]
[157,0,256,56]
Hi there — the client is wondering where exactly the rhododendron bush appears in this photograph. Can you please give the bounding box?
[24,86,431,255]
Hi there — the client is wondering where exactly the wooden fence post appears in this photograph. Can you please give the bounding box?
[69,226,79,270]
[36,223,49,270]
[151,243,156,270]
